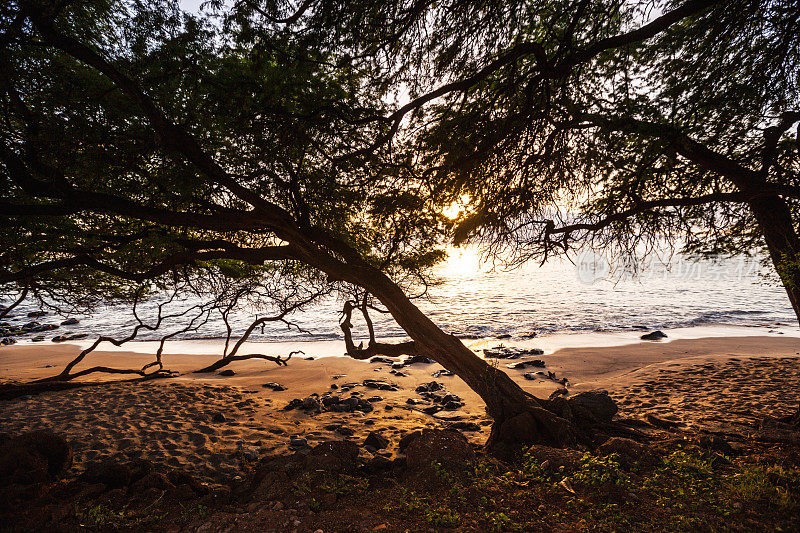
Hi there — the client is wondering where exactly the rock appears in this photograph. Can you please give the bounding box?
[82,459,132,488]
[306,441,360,472]
[484,346,544,359]
[336,426,355,437]
[399,431,422,453]
[301,396,321,411]
[262,382,286,391]
[27,311,47,318]
[0,432,73,479]
[415,381,443,394]
[284,399,303,410]
[363,379,398,391]
[549,388,569,400]
[1,337,16,345]
[60,318,79,325]
[422,405,442,415]
[52,333,88,342]
[641,330,667,341]
[596,437,648,469]
[405,429,474,471]
[211,412,227,423]
[369,357,395,364]
[31,336,45,342]
[507,359,546,370]
[568,390,618,423]
[449,421,481,432]
[0,447,48,486]
[363,432,389,450]
[289,437,308,448]
[433,410,466,421]
[431,369,454,377]
[404,355,435,365]
[362,455,393,474]
[218,369,236,376]
[391,362,406,369]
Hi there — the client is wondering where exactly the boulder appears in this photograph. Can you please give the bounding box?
[641,330,667,341]
[568,390,618,423]
[0,431,72,478]
[398,431,422,453]
[0,447,48,486]
[363,431,389,450]
[405,429,474,471]
[306,441,360,472]
[82,459,132,488]
[596,437,649,469]
[415,381,443,394]
[404,355,435,365]
[218,369,236,376]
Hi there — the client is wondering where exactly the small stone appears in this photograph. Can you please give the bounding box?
[289,437,308,448]
[641,330,667,341]
[218,369,236,376]
[363,431,389,450]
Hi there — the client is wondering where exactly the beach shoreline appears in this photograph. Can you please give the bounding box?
[2,335,800,483]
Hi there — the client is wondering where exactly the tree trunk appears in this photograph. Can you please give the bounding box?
[748,194,800,324]
[353,265,579,455]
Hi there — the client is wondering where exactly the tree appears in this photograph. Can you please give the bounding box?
[337,0,800,320]
[0,0,586,455]
[322,0,800,423]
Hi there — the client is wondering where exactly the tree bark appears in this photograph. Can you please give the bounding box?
[747,194,800,324]
[349,264,579,454]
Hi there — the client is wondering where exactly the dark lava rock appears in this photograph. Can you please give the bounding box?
[431,369,455,377]
[306,440,360,472]
[406,398,428,405]
[549,388,569,399]
[484,346,544,359]
[362,455,393,474]
[0,432,73,480]
[405,429,475,471]
[391,362,406,369]
[218,369,236,376]
[284,398,303,410]
[405,355,435,365]
[82,459,132,488]
[641,330,667,341]
[262,382,286,391]
[289,437,308,448]
[415,381,443,394]
[449,421,481,432]
[363,379,398,391]
[595,437,653,469]
[211,412,227,423]
[568,390,618,423]
[363,431,389,450]
[301,396,321,411]
[60,318,79,326]
[369,357,395,364]
[27,311,47,318]
[399,431,422,453]
[507,359,546,370]
[336,426,355,437]
[422,405,442,415]
[1,337,16,345]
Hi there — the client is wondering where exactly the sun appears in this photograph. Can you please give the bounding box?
[441,194,471,220]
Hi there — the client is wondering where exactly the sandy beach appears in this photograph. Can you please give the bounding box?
[2,335,800,485]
